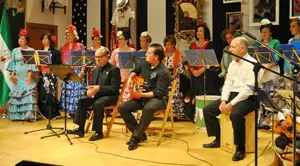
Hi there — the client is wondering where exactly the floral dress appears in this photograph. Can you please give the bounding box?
[59,42,86,115]
[6,47,39,120]
[164,49,185,119]
[37,47,62,119]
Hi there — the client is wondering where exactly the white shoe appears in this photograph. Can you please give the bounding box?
[2,113,7,119]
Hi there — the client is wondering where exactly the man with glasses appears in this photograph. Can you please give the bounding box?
[202,37,262,161]
[68,47,121,141]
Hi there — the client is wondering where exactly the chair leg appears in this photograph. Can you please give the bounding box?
[85,111,94,133]
[105,108,117,137]
[157,110,169,146]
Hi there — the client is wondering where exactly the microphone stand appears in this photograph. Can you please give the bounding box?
[244,31,300,166]
[223,49,300,166]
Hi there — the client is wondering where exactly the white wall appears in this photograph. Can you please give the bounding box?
[241,0,260,45]
[147,0,166,46]
[25,0,72,47]
[87,1,101,48]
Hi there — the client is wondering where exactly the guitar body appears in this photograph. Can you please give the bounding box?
[273,115,300,138]
[130,76,145,100]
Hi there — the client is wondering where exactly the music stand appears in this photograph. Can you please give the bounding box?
[68,50,83,66]
[36,50,52,65]
[24,51,63,136]
[184,49,219,105]
[21,50,36,66]
[118,52,134,69]
[133,51,146,67]
[280,44,300,66]
[41,64,83,145]
[20,50,47,120]
[85,50,96,66]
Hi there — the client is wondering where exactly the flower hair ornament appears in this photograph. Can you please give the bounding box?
[19,29,28,36]
[67,24,76,32]
[51,36,57,43]
[141,31,149,37]
[92,28,103,38]
[116,31,123,38]
[198,20,207,26]
[261,18,271,25]
[65,24,79,41]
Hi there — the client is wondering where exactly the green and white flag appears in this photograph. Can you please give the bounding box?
[0,4,13,106]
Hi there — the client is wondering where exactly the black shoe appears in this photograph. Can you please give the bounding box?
[202,140,220,148]
[128,136,140,150]
[88,132,104,141]
[67,128,84,137]
[232,150,246,161]
[126,133,147,145]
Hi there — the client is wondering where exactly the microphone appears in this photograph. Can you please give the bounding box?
[82,61,94,67]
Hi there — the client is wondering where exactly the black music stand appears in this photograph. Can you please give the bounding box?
[184,49,219,106]
[68,50,83,66]
[252,46,278,65]
[133,51,146,67]
[279,44,300,72]
[21,50,36,65]
[118,52,134,69]
[24,51,63,136]
[85,50,96,66]
[248,85,283,145]
[41,65,83,145]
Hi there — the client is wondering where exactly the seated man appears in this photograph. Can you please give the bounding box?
[68,47,121,141]
[202,37,262,161]
[271,108,300,166]
[117,43,172,150]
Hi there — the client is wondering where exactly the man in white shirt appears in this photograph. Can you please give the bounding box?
[202,37,262,161]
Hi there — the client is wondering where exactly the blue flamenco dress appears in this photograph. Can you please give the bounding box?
[59,42,86,115]
[6,48,39,120]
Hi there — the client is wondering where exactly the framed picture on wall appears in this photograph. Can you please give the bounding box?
[249,0,279,26]
[223,0,242,4]
[226,12,242,31]
[290,0,300,18]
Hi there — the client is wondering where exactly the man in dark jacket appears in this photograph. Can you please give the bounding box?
[68,47,121,141]
[118,43,172,150]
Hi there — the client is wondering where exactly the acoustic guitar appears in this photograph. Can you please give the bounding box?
[273,115,300,139]
[130,76,148,100]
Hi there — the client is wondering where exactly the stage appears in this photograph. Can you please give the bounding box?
[0,115,286,166]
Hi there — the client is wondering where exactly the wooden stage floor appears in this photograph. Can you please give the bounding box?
[0,116,291,166]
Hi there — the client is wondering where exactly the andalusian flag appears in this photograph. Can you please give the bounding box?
[0,4,13,106]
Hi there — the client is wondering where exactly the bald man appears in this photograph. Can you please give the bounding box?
[202,37,262,161]
[68,47,121,141]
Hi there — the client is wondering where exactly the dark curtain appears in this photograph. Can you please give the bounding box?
[212,1,241,62]
[72,0,87,46]
[136,0,147,50]
[166,0,175,36]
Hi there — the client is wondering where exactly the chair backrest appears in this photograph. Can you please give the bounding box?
[115,79,127,106]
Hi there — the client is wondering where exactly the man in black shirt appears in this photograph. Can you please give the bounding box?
[68,47,121,141]
[118,43,172,150]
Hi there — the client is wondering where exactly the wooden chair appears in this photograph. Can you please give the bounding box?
[85,80,127,137]
[135,80,177,145]
[220,111,255,153]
